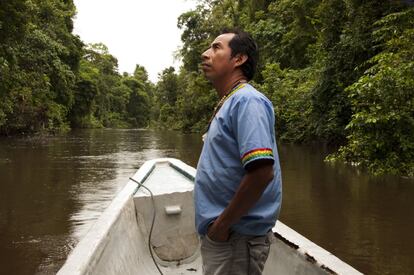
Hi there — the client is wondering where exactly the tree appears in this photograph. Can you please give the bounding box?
[123,75,151,127]
[0,0,82,134]
[172,0,413,176]
[331,7,414,176]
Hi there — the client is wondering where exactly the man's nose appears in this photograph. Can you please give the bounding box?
[201,49,210,61]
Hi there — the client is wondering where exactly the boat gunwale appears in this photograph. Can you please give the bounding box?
[57,158,361,275]
[271,221,361,274]
[57,158,161,274]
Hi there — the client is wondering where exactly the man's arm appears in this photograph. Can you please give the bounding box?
[207,160,274,241]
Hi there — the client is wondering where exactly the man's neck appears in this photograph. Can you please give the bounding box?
[212,73,247,98]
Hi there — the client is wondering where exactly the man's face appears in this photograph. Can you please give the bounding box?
[201,33,236,81]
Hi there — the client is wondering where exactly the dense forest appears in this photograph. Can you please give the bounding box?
[0,0,153,134]
[1,0,413,176]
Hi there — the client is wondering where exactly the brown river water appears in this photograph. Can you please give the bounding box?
[0,129,413,274]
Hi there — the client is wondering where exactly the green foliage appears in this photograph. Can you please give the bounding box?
[309,0,397,143]
[0,2,153,134]
[0,0,81,134]
[156,67,179,107]
[70,44,153,129]
[168,0,413,176]
[330,8,414,176]
[176,71,217,132]
[152,65,216,132]
[2,0,413,176]
[124,76,151,127]
[260,63,318,142]
[262,0,319,69]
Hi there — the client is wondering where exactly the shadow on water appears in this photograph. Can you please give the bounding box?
[0,129,413,274]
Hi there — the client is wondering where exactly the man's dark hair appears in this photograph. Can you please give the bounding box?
[221,28,258,81]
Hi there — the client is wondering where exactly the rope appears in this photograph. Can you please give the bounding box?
[129,177,164,275]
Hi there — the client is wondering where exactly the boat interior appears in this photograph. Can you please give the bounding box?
[57,158,361,275]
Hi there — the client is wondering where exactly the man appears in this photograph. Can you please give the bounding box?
[194,28,282,275]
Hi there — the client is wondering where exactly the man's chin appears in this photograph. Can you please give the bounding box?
[202,71,214,81]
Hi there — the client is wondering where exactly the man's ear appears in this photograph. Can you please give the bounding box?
[234,54,248,67]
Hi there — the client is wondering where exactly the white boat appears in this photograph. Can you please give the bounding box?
[58,158,362,275]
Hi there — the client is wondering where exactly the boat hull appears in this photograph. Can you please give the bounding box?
[58,158,361,275]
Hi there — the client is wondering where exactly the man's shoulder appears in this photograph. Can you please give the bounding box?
[233,84,273,107]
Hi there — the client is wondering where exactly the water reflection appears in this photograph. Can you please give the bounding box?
[278,144,414,274]
[0,129,413,274]
[65,129,203,243]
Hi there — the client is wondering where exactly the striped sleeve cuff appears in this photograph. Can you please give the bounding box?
[241,148,274,168]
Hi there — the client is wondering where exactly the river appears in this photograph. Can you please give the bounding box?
[0,129,413,274]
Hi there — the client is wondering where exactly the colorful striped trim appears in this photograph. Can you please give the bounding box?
[241,148,274,166]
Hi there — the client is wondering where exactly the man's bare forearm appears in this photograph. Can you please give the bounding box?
[208,164,274,239]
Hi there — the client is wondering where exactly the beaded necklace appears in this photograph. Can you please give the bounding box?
[204,80,247,134]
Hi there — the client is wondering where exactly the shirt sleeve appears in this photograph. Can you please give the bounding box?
[233,96,275,169]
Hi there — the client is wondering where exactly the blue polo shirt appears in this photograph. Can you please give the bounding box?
[194,83,282,236]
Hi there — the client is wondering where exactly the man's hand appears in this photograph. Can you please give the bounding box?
[206,162,274,241]
[207,220,230,242]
